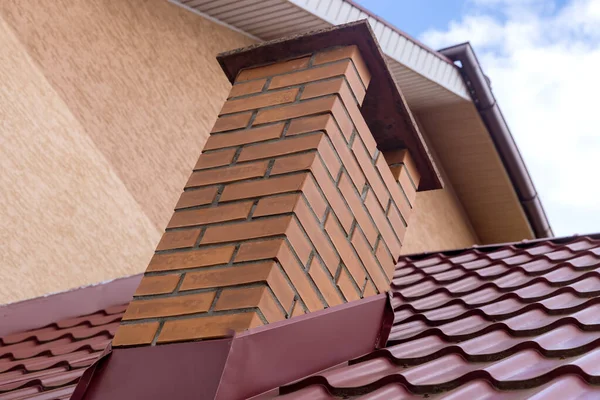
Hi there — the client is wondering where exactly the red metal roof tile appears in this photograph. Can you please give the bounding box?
[0,305,125,399]
[272,235,600,398]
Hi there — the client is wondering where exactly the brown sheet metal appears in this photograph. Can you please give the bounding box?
[0,274,141,337]
[216,294,388,400]
[80,339,233,400]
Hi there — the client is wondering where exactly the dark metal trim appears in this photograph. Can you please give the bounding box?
[439,42,553,238]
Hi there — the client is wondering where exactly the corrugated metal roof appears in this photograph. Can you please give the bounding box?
[172,0,471,110]
[0,305,126,400]
[273,234,600,398]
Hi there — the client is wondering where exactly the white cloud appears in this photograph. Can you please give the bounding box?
[420,0,600,236]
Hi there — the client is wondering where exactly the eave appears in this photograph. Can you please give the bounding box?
[171,0,471,111]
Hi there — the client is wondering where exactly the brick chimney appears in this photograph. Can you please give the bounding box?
[112,23,438,347]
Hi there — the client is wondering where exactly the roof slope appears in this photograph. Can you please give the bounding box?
[0,305,126,400]
[273,234,600,398]
[3,235,600,399]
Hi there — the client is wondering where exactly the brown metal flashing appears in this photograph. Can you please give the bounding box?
[439,42,553,238]
[216,293,388,400]
[0,274,142,337]
[80,339,233,400]
[218,21,442,191]
[72,293,389,400]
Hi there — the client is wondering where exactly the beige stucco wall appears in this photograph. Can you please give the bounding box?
[400,115,480,255]
[0,0,254,304]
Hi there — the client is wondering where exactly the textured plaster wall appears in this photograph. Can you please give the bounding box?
[400,118,480,255]
[0,0,254,304]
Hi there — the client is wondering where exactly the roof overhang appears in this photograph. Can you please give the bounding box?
[172,0,471,111]
[218,21,442,190]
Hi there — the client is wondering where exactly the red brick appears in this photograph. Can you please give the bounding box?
[254,193,301,217]
[212,111,252,133]
[301,175,328,222]
[383,149,421,186]
[215,286,285,324]
[283,97,353,142]
[237,133,323,162]
[364,190,401,256]
[336,268,360,302]
[310,154,353,233]
[194,148,236,170]
[181,261,295,312]
[135,275,180,296]
[303,77,377,157]
[376,239,396,280]
[391,165,417,206]
[308,257,343,307]
[167,201,252,229]
[186,160,268,188]
[363,280,378,298]
[277,241,323,312]
[204,123,284,151]
[201,215,292,245]
[286,217,312,266]
[270,60,364,102]
[337,172,378,247]
[156,229,201,250]
[113,322,159,346]
[288,115,365,192]
[238,57,310,82]
[175,187,218,210]
[376,154,411,216]
[271,152,318,176]
[147,245,235,272]
[220,88,298,115]
[351,229,389,292]
[387,204,407,244]
[290,302,305,317]
[220,172,308,202]
[323,213,366,283]
[287,114,331,136]
[123,291,215,320]
[298,65,365,105]
[229,78,266,98]
[235,238,284,263]
[352,137,389,210]
[314,46,371,88]
[295,198,340,274]
[300,77,346,102]
[157,313,260,343]
[253,96,337,126]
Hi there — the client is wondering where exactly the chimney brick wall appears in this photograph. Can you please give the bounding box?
[113,44,421,347]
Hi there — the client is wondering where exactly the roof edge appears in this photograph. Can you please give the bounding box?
[439,42,553,239]
[0,274,142,337]
[311,0,455,66]
[399,232,600,262]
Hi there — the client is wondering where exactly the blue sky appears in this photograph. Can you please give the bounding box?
[357,0,600,237]
[355,0,467,38]
[355,0,571,38]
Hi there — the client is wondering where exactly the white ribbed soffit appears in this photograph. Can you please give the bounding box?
[173,0,471,110]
